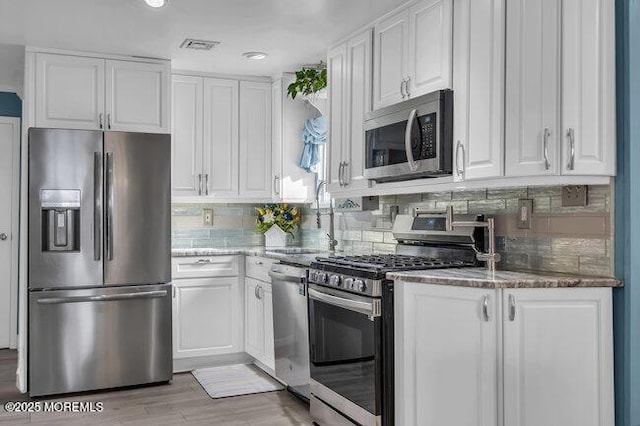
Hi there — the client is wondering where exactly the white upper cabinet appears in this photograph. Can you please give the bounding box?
[503,288,614,426]
[506,0,615,177]
[373,0,452,110]
[171,75,203,197]
[395,282,498,426]
[105,60,170,133]
[35,54,105,130]
[406,0,453,99]
[203,78,239,197]
[561,0,616,175]
[34,52,169,133]
[328,29,372,195]
[327,43,347,192]
[505,0,560,176]
[453,0,504,181]
[373,10,408,109]
[239,81,272,199]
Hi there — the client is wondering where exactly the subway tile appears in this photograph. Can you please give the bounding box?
[536,255,580,274]
[172,229,211,239]
[487,187,527,200]
[383,232,397,244]
[528,186,563,198]
[435,200,468,213]
[452,189,487,201]
[551,237,606,257]
[171,239,193,249]
[578,256,612,276]
[362,231,385,243]
[422,191,452,201]
[504,236,552,255]
[468,199,507,214]
[396,194,423,204]
[531,197,551,213]
[373,243,397,254]
[213,215,243,229]
[548,215,608,237]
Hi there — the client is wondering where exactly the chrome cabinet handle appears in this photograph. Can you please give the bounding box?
[405,77,411,98]
[258,286,264,300]
[107,113,112,129]
[400,79,406,99]
[198,174,202,196]
[338,162,344,187]
[455,140,465,179]
[508,294,516,321]
[543,128,551,170]
[343,162,350,186]
[105,152,114,261]
[255,260,264,265]
[193,258,213,265]
[99,113,103,129]
[0,233,7,241]
[567,128,575,170]
[204,174,209,196]
[93,152,102,261]
[482,295,490,322]
[404,108,419,171]
[273,175,280,196]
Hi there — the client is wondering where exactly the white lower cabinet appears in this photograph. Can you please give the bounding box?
[395,283,498,426]
[395,281,614,426]
[171,256,243,363]
[244,277,275,370]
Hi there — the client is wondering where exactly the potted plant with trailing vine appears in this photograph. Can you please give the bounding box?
[287,62,327,100]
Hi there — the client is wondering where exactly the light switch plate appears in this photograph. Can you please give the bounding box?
[562,185,588,207]
[203,208,213,226]
[517,199,533,229]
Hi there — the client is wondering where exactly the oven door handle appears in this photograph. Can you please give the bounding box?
[308,288,380,317]
[404,108,419,171]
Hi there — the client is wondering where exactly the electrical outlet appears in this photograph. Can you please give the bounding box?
[517,199,533,229]
[203,208,213,226]
[562,185,588,207]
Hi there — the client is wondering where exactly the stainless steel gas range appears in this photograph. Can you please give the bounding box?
[307,212,485,426]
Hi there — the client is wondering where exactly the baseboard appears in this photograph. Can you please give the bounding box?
[173,352,253,373]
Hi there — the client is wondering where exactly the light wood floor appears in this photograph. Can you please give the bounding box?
[0,350,312,425]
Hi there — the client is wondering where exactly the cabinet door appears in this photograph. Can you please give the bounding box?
[202,78,239,197]
[271,79,283,201]
[171,75,203,197]
[373,9,408,109]
[561,0,616,175]
[245,278,265,360]
[239,81,272,199]
[452,0,504,181]
[173,277,243,359]
[395,282,498,426]
[327,43,347,192]
[105,60,170,133]
[262,283,275,370]
[35,53,105,130]
[343,29,372,191]
[503,288,614,426]
[505,0,560,176]
[407,0,453,98]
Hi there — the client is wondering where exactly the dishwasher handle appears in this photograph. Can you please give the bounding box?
[269,270,305,283]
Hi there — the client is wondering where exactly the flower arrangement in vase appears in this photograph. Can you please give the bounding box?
[256,204,301,247]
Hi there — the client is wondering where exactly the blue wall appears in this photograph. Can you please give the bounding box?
[0,92,21,117]
[614,0,640,424]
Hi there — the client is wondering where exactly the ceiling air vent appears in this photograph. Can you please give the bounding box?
[180,39,220,51]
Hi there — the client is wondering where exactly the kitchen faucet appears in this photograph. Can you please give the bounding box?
[315,180,338,252]
[445,205,501,272]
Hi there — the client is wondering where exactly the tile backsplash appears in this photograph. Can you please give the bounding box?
[172,184,614,277]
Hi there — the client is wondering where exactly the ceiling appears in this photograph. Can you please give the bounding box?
[0,0,407,78]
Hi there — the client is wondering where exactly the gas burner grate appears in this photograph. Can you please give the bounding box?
[314,254,473,273]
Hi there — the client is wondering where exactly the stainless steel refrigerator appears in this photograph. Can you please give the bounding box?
[28,128,172,397]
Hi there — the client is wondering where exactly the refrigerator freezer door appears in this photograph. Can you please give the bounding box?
[29,284,173,396]
[29,128,103,289]
[104,132,171,286]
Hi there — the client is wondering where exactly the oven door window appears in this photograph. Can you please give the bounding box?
[308,296,381,415]
[365,112,437,169]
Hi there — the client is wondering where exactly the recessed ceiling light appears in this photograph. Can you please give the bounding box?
[144,0,167,8]
[243,52,268,60]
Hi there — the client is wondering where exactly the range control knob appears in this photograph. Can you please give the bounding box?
[355,280,367,293]
[316,272,328,283]
[344,278,354,290]
[329,275,341,287]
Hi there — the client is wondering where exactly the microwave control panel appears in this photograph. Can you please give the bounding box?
[415,113,437,160]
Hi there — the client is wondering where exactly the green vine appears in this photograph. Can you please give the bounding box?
[287,63,327,99]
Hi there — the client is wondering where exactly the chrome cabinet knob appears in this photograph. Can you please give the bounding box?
[0,233,7,241]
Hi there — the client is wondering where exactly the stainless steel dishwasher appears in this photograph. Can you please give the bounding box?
[269,264,310,401]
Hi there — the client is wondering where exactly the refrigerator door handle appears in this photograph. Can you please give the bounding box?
[94,152,102,261]
[36,290,168,305]
[105,152,114,261]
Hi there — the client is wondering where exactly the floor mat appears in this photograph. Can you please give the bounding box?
[192,364,285,399]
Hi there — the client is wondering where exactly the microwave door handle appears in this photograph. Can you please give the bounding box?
[405,108,418,171]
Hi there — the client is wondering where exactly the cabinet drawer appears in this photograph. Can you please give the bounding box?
[172,256,239,279]
[245,256,279,282]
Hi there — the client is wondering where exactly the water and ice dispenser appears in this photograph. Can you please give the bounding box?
[41,189,81,252]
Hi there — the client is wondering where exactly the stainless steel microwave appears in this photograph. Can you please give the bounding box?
[363,89,453,182]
